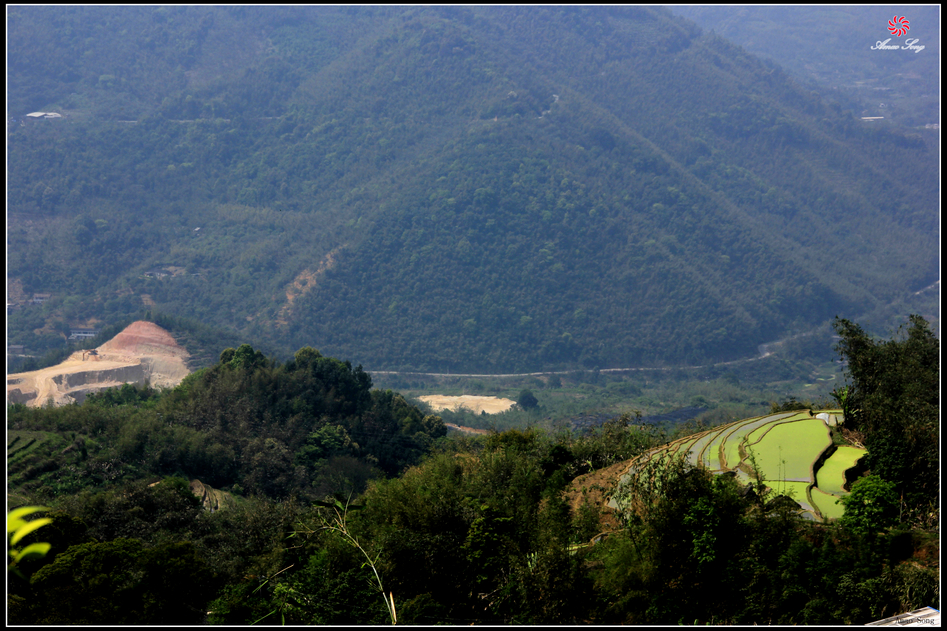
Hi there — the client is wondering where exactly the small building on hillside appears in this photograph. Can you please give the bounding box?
[30,293,52,304]
[26,112,62,119]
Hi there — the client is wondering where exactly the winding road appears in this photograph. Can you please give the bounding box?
[368,334,783,379]
[368,282,940,380]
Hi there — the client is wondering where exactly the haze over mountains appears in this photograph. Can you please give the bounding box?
[7,6,939,373]
[670,5,940,128]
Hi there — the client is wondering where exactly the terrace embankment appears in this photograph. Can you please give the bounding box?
[6,321,190,407]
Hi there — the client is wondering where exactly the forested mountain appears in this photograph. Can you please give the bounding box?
[7,6,939,372]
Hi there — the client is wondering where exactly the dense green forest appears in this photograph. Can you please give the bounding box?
[7,317,939,624]
[7,6,939,372]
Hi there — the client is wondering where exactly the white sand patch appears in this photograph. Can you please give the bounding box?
[418,394,516,415]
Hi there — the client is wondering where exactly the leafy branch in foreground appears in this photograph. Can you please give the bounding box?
[292,498,397,625]
[7,506,52,579]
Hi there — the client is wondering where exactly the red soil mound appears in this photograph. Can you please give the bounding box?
[97,321,187,358]
[7,321,190,408]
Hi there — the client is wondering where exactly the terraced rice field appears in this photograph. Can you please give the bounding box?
[746,417,831,482]
[608,409,865,521]
[816,446,865,496]
[810,488,846,520]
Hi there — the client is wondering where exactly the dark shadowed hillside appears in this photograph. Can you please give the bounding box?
[7,6,939,372]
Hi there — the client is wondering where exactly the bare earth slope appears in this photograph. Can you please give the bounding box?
[7,321,190,407]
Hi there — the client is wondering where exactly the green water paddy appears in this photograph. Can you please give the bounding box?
[722,412,801,471]
[609,409,866,521]
[745,411,812,444]
[810,487,846,520]
[816,446,865,495]
[745,418,831,481]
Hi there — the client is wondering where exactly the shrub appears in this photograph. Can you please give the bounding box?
[838,475,899,538]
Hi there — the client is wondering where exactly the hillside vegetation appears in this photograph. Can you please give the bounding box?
[8,344,446,504]
[7,6,939,371]
[7,316,939,624]
[7,317,939,625]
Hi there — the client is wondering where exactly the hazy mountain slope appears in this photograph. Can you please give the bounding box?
[670,5,940,127]
[281,7,937,370]
[6,6,939,372]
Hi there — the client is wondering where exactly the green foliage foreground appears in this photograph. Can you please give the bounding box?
[6,321,939,623]
[832,315,939,525]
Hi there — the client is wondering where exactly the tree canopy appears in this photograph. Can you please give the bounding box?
[832,315,939,522]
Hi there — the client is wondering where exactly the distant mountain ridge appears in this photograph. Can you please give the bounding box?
[670,6,940,128]
[7,6,939,372]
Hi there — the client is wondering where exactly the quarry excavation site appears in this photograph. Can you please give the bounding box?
[6,321,191,407]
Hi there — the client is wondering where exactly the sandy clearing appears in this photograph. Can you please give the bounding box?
[97,320,188,358]
[417,394,516,415]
